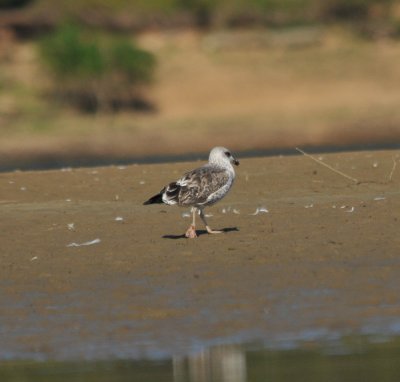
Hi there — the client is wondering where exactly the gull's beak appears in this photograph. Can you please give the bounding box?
[233,158,240,166]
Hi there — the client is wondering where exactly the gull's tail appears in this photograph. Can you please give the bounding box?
[143,182,180,206]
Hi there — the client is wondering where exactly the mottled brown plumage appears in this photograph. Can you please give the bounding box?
[164,166,231,207]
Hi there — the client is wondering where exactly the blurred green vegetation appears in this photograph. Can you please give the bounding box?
[40,24,104,79]
[38,24,156,112]
[7,0,397,29]
[1,0,400,137]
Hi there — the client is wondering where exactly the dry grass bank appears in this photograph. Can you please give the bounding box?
[1,28,400,168]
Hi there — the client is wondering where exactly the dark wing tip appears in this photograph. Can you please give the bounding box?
[143,192,164,205]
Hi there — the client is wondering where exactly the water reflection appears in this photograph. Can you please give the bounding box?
[173,345,246,382]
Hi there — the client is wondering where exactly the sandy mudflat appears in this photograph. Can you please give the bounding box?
[0,150,399,360]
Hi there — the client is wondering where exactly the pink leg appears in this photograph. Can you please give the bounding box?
[185,224,197,238]
[200,209,222,234]
[185,208,198,238]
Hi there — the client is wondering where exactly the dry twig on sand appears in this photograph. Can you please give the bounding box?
[295,147,359,184]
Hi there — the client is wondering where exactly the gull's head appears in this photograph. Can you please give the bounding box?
[209,147,239,168]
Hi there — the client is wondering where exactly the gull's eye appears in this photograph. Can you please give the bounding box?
[225,151,231,158]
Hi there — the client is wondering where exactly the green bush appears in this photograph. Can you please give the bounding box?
[38,24,156,112]
[40,24,104,78]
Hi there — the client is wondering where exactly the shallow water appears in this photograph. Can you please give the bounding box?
[1,337,400,382]
[2,264,400,361]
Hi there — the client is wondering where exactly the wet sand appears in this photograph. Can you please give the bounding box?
[0,150,399,360]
